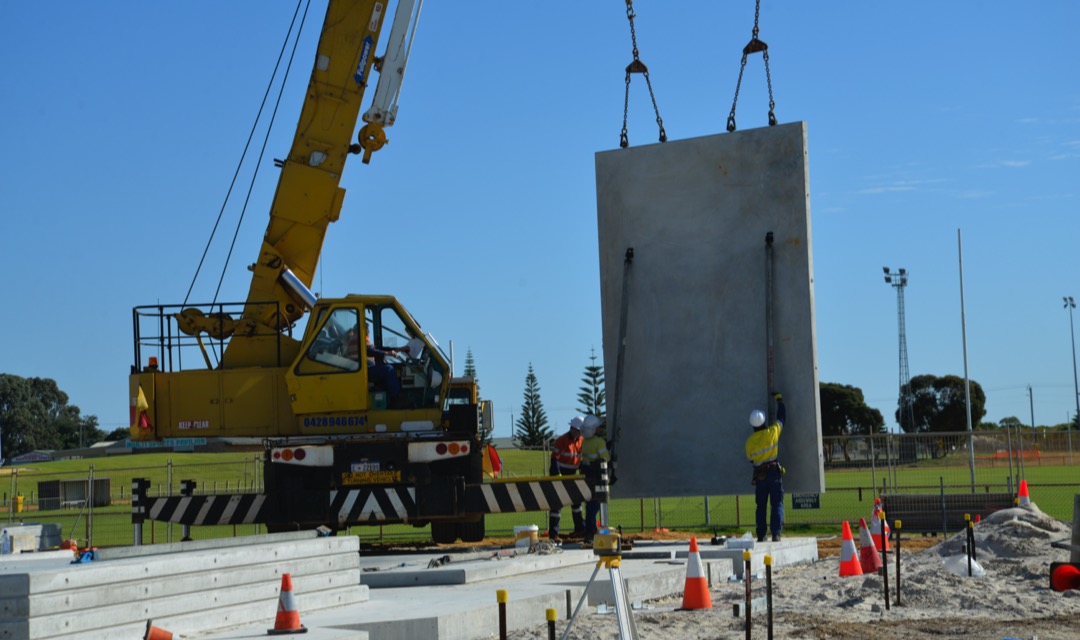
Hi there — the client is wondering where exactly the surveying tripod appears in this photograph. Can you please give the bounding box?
[560,532,640,640]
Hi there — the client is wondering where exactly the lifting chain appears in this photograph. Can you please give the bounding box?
[727,0,777,132]
[620,0,666,149]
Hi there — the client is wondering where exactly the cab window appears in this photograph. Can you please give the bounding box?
[296,308,361,374]
[366,306,413,353]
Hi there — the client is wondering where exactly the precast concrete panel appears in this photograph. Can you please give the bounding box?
[595,122,824,499]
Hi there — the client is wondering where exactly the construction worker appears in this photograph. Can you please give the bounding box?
[548,416,585,542]
[745,393,786,542]
[579,414,610,545]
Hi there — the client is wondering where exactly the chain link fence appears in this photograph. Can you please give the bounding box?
[599,429,1077,536]
[3,430,1075,546]
[2,456,264,547]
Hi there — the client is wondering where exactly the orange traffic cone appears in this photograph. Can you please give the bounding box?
[1017,479,1031,506]
[870,498,890,551]
[680,538,713,610]
[144,620,173,640]
[857,518,882,573]
[838,521,863,577]
[268,573,307,635]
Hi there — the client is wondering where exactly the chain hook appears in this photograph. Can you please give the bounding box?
[620,0,667,148]
[726,0,778,132]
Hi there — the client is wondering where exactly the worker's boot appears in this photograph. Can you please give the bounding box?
[548,513,561,544]
[570,512,586,538]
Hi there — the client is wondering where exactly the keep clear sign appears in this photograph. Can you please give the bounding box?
[791,493,821,510]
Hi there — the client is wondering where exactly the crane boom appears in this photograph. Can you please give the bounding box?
[226,0,389,368]
[362,0,423,132]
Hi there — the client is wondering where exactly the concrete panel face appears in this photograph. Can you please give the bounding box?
[595,122,824,499]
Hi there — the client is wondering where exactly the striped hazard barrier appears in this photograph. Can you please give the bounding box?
[146,493,269,526]
[465,478,592,514]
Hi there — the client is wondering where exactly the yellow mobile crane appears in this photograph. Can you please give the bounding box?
[128,0,589,542]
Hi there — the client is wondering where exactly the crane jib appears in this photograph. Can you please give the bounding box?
[354,36,375,86]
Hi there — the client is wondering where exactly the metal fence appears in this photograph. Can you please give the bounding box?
[2,430,1076,546]
[2,456,265,547]
[600,429,1078,536]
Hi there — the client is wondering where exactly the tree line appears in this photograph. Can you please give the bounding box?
[515,364,1078,449]
[513,348,605,448]
[0,374,106,461]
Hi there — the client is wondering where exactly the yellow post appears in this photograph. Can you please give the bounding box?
[743,549,752,639]
[764,554,774,638]
[496,590,508,640]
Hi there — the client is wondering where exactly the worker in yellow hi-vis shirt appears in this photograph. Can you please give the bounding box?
[579,415,610,545]
[745,393,786,542]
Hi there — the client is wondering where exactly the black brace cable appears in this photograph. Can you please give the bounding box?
[182,0,308,307]
[213,0,313,306]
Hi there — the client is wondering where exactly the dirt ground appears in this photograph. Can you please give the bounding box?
[814,531,941,558]
[427,528,943,559]
[471,506,1080,639]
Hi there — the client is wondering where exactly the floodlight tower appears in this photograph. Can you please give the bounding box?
[1065,296,1079,434]
[884,267,915,433]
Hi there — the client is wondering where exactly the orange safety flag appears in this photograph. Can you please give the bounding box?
[482,444,502,478]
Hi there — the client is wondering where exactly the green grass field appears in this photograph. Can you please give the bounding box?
[2,449,1075,547]
[1,451,264,493]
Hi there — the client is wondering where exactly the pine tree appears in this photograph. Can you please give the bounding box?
[462,347,494,446]
[514,363,552,448]
[463,348,478,391]
[577,347,606,418]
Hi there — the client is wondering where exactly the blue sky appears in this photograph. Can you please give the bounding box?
[2,1,1078,438]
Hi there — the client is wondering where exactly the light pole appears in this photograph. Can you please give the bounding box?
[957,230,975,492]
[1065,296,1078,463]
[884,267,914,433]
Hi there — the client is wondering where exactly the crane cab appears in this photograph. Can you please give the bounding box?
[286,295,450,435]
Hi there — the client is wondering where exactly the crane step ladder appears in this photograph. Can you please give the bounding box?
[561,533,640,640]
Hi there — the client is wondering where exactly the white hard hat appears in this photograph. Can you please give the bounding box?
[569,416,584,430]
[581,415,602,438]
[749,410,766,428]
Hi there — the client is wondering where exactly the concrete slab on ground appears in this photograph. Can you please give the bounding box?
[359,547,597,588]
[0,549,77,572]
[193,537,818,640]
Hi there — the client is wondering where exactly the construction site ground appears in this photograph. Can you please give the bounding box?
[2,528,825,639]
[0,524,1002,638]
